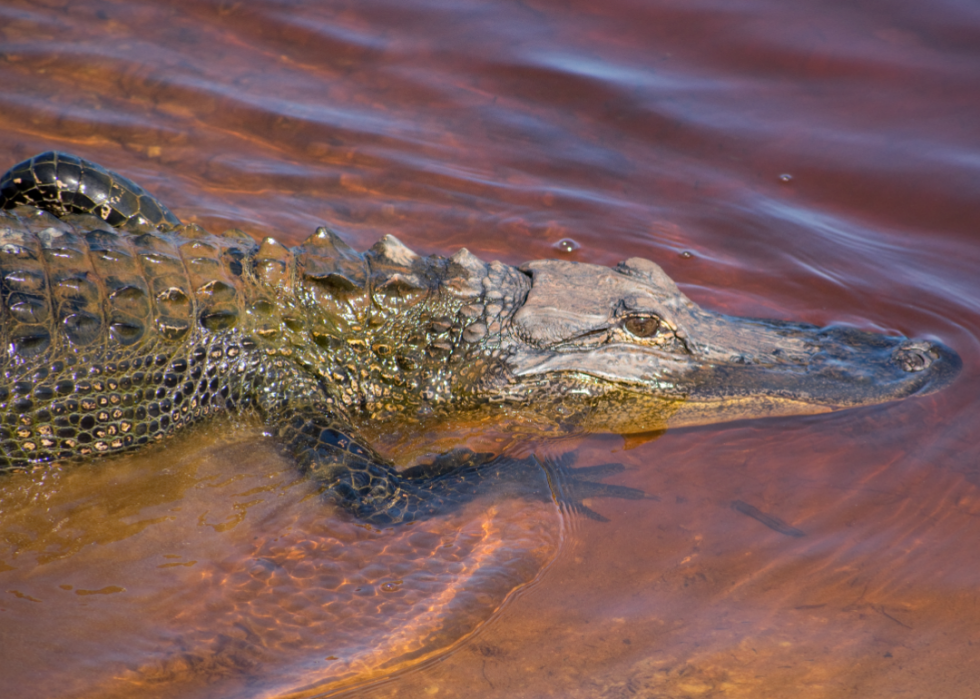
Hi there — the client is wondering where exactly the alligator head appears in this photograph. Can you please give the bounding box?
[490,256,960,433]
[290,231,957,436]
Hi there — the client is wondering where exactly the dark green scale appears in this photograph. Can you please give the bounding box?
[0,152,642,524]
[0,206,259,463]
[0,151,181,229]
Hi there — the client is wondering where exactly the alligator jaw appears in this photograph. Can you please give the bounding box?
[504,258,961,433]
[656,318,961,428]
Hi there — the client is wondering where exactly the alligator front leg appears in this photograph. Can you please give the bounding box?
[268,404,422,524]
[269,403,646,525]
[270,403,520,524]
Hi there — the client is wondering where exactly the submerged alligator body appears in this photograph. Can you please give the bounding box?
[0,152,961,522]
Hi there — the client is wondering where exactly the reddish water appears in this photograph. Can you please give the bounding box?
[2,0,980,697]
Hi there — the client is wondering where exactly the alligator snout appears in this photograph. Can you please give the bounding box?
[893,340,941,373]
[889,337,961,398]
[807,326,960,399]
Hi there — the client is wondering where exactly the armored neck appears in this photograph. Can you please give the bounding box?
[244,227,530,421]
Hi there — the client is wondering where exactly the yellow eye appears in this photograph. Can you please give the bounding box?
[623,316,661,338]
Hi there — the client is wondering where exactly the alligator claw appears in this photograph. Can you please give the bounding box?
[537,455,651,522]
[356,449,651,524]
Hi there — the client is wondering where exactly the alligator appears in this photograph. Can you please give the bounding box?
[0,152,961,523]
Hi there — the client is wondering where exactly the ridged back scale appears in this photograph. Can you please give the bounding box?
[0,202,517,472]
[0,206,256,468]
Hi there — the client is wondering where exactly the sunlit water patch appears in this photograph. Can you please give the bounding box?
[0,423,561,699]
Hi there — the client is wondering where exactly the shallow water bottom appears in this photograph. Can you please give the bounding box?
[0,422,561,699]
[3,406,980,698]
[352,411,980,699]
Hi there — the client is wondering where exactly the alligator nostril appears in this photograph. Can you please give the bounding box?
[894,341,938,373]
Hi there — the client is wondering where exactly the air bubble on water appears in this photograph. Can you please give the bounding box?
[778,173,793,183]
[553,238,581,253]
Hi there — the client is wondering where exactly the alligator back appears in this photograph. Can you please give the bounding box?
[0,206,260,469]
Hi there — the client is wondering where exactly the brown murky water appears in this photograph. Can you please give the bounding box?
[2,0,980,697]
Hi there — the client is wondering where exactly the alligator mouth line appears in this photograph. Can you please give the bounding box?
[507,315,960,432]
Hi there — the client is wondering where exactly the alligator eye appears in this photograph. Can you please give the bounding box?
[623,316,661,338]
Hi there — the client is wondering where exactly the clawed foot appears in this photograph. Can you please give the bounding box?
[397,448,651,523]
[536,453,652,522]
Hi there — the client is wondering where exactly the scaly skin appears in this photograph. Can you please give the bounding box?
[0,152,962,523]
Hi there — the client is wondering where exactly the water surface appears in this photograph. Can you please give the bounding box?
[1,0,980,697]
